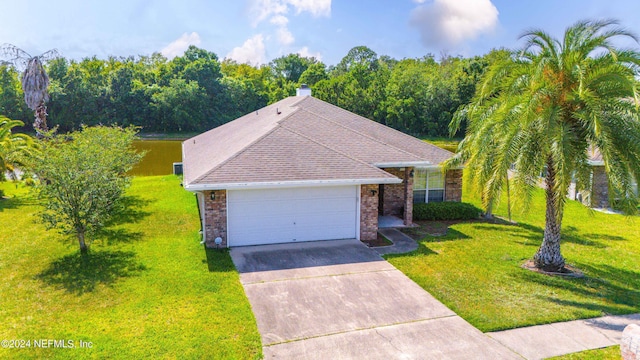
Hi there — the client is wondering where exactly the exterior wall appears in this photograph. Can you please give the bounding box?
[203,190,228,248]
[381,168,405,216]
[360,184,379,241]
[590,166,609,208]
[444,169,463,202]
[403,167,414,225]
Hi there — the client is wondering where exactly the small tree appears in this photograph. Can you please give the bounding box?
[32,126,143,254]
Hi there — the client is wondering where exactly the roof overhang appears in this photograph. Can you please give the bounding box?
[374,161,432,168]
[184,177,402,192]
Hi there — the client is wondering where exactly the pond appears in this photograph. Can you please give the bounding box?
[131,140,183,176]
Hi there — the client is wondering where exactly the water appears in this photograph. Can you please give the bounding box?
[131,140,183,176]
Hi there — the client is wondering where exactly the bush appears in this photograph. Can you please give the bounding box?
[413,202,482,221]
[0,189,4,198]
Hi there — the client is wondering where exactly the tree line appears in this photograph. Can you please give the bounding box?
[0,45,499,137]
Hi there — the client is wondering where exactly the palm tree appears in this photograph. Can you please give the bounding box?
[0,116,35,180]
[1,44,59,137]
[448,19,640,272]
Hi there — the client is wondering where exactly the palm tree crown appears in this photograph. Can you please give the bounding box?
[0,116,35,180]
[448,19,640,271]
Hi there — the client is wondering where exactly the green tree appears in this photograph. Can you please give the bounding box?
[449,19,640,272]
[0,116,34,181]
[32,126,144,254]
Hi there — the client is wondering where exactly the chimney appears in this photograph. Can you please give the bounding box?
[296,84,312,97]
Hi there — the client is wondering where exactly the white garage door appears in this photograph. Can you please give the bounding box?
[227,186,358,246]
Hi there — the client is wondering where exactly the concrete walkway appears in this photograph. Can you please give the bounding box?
[231,239,520,359]
[230,238,639,359]
[376,228,418,255]
[489,313,640,359]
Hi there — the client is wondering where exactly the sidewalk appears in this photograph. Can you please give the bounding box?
[373,228,639,359]
[488,313,640,359]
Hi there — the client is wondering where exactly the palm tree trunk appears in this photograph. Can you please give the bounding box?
[33,101,48,137]
[533,159,565,272]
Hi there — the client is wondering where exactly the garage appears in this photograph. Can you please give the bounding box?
[227,186,358,246]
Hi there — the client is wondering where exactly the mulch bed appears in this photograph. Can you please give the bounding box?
[521,260,585,278]
[362,233,393,247]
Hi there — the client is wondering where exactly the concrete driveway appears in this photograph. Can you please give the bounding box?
[231,239,520,359]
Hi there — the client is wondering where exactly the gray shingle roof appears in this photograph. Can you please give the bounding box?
[182,95,454,188]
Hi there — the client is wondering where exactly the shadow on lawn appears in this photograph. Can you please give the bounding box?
[93,195,153,245]
[516,261,640,314]
[203,246,236,272]
[0,193,38,211]
[36,250,147,295]
[491,222,620,249]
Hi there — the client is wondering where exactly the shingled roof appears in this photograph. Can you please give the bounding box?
[182,95,454,190]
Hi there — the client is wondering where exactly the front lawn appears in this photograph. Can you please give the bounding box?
[547,345,620,359]
[0,176,261,359]
[386,188,640,332]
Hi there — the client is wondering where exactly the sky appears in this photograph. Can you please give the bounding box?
[2,0,640,66]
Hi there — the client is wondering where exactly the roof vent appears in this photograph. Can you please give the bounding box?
[296,84,312,97]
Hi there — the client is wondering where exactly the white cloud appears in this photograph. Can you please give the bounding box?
[270,14,289,26]
[250,0,331,46]
[226,34,267,65]
[286,0,331,16]
[297,46,322,60]
[161,32,201,59]
[276,27,295,45]
[410,0,498,48]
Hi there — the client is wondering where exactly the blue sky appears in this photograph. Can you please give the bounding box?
[2,0,640,66]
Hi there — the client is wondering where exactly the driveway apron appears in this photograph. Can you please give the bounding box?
[231,239,520,359]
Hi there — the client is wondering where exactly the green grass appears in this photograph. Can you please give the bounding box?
[547,345,620,359]
[387,186,640,332]
[0,176,261,359]
[422,137,460,153]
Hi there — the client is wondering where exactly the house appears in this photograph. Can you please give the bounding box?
[182,87,461,247]
[567,147,637,208]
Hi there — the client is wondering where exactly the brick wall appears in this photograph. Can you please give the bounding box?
[203,190,227,247]
[591,166,609,208]
[445,169,463,202]
[403,167,414,225]
[360,184,379,241]
[381,168,405,216]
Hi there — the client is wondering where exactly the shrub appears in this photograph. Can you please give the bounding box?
[413,202,482,221]
[0,189,4,198]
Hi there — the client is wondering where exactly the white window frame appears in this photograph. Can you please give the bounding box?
[413,168,445,204]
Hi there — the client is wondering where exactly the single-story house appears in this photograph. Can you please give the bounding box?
[567,147,637,208]
[182,86,461,247]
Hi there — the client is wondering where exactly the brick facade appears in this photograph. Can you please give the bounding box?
[380,168,405,216]
[360,184,379,241]
[591,166,609,208]
[203,190,227,248]
[445,169,463,202]
[403,167,414,225]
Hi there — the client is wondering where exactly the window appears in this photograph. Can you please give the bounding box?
[413,168,445,203]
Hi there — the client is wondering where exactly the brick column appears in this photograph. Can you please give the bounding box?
[203,190,227,247]
[360,184,379,241]
[403,167,414,225]
[445,169,463,202]
[591,166,609,208]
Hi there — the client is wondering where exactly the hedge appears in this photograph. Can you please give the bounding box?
[413,202,482,221]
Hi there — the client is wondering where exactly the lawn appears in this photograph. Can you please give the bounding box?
[548,346,620,360]
[0,176,261,359]
[387,186,640,332]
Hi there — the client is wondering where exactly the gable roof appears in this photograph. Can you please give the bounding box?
[182,96,454,190]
